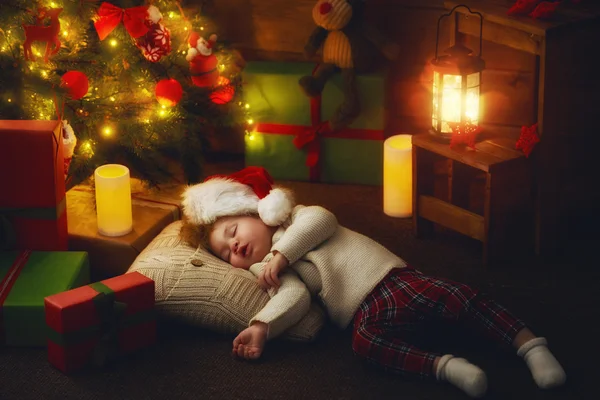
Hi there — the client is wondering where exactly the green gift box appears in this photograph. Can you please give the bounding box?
[243,62,385,185]
[0,251,90,346]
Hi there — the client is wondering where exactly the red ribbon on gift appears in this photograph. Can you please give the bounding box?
[253,64,384,181]
[256,119,384,182]
[94,2,149,41]
[0,250,32,343]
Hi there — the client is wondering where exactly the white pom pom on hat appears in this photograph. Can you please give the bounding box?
[182,167,294,227]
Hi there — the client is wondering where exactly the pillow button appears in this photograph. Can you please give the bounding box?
[190,259,204,267]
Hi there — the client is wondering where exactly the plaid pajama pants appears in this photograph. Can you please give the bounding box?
[352,267,526,378]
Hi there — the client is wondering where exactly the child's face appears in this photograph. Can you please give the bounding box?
[208,215,274,270]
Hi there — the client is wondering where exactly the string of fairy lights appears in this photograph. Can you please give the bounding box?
[0,0,254,161]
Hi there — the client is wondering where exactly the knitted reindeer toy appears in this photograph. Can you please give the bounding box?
[299,0,399,132]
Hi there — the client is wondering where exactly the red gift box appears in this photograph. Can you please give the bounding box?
[0,120,68,250]
[44,271,156,373]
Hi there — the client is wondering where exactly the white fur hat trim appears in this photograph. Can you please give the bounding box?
[182,178,293,226]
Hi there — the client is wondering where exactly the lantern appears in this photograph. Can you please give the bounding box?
[430,5,485,141]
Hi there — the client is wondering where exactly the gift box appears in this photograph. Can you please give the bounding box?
[0,250,89,346]
[66,183,182,279]
[243,62,386,185]
[0,120,68,250]
[44,271,156,374]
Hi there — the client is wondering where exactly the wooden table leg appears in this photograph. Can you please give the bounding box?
[413,146,435,238]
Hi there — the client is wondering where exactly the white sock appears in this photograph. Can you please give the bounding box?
[517,337,566,389]
[436,354,488,398]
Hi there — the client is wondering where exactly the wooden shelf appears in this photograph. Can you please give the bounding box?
[444,0,600,55]
[412,133,524,173]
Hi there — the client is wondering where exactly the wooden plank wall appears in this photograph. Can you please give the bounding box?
[203,0,537,148]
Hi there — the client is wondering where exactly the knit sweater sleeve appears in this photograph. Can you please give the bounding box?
[248,265,311,339]
[271,205,338,265]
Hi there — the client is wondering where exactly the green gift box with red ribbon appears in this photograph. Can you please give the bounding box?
[44,271,156,374]
[0,250,90,346]
[243,62,385,185]
[0,120,69,251]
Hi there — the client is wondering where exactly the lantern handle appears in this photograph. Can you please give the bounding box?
[435,4,484,60]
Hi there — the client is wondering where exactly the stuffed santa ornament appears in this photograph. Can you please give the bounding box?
[186,32,220,87]
[182,166,294,227]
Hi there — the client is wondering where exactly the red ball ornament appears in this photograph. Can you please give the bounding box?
[155,78,182,107]
[210,84,235,105]
[60,71,89,100]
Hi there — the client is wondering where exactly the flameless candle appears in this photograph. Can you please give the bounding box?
[383,134,413,218]
[94,164,133,237]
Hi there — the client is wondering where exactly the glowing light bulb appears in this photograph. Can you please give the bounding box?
[7,98,12,102]
[110,96,116,102]
[41,70,48,78]
[247,118,254,125]
[51,2,57,7]
[245,103,250,109]
[81,141,94,157]
[169,12,174,18]
[200,26,204,31]
[110,39,118,47]
[62,30,68,37]
[219,64,225,72]
[102,126,113,137]
[159,109,166,117]
[184,27,188,31]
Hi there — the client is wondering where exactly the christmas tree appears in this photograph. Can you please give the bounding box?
[0,0,248,188]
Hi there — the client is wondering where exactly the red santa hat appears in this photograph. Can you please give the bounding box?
[182,166,294,226]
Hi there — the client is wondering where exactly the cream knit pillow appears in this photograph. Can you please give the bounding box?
[128,221,325,342]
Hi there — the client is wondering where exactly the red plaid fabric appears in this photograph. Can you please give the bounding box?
[352,268,526,378]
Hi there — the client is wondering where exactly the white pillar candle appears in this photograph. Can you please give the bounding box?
[383,134,413,218]
[94,164,133,237]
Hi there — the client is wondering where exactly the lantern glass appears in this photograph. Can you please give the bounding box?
[431,71,482,135]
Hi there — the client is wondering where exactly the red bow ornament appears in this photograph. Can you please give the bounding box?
[529,1,560,19]
[515,123,540,157]
[94,2,150,41]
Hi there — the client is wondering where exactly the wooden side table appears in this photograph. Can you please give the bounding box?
[443,0,600,257]
[412,133,533,265]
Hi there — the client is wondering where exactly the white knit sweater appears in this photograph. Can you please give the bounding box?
[249,205,407,338]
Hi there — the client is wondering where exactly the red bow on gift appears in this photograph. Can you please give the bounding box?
[94,2,149,41]
[292,122,330,167]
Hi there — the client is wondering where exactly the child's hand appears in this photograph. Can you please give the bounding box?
[258,252,289,291]
[232,322,268,360]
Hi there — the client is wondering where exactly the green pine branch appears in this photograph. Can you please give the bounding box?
[0,0,249,188]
